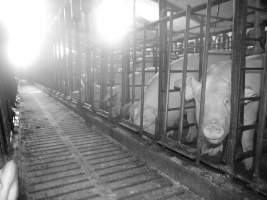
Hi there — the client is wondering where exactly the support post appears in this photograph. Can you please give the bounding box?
[157,0,168,139]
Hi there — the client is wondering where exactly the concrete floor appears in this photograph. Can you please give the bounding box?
[16,82,203,200]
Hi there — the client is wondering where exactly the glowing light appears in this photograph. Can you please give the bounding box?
[135,0,158,21]
[93,0,133,44]
[0,0,48,68]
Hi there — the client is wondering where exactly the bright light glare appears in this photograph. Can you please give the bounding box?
[136,0,158,21]
[0,0,48,68]
[93,0,133,44]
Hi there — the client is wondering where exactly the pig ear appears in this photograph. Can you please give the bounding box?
[174,76,200,100]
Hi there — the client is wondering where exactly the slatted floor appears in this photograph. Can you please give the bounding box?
[17,83,204,200]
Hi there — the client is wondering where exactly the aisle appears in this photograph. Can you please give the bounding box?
[17,82,202,200]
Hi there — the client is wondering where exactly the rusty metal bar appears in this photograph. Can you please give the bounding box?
[178,5,191,144]
[196,0,212,164]
[253,32,267,180]
[228,0,247,172]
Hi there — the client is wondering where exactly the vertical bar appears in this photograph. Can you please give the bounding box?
[139,29,146,133]
[61,10,68,96]
[196,0,212,164]
[84,9,90,102]
[74,20,81,103]
[63,7,70,96]
[109,51,115,117]
[198,16,204,80]
[228,0,247,171]
[163,11,173,140]
[121,38,130,108]
[157,0,168,140]
[100,50,108,109]
[253,32,267,180]
[131,0,136,104]
[253,0,261,54]
[178,5,191,144]
[90,50,95,109]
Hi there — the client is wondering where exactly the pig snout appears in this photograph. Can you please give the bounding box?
[202,121,225,144]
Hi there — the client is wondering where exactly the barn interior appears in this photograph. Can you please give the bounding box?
[0,0,267,199]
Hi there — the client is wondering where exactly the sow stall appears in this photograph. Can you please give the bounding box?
[39,0,267,196]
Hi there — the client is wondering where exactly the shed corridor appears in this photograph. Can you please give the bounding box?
[16,82,202,200]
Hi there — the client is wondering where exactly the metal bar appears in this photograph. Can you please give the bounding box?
[192,12,232,21]
[109,52,115,118]
[196,0,212,164]
[253,32,267,180]
[242,67,263,71]
[139,30,146,133]
[84,9,90,103]
[164,10,174,140]
[121,37,130,108]
[228,0,247,172]
[74,20,81,103]
[178,5,191,144]
[100,50,108,109]
[240,96,260,102]
[247,5,267,12]
[156,0,168,140]
[168,105,195,111]
[170,69,199,73]
[135,0,231,32]
[131,0,137,104]
[89,51,95,109]
[198,16,204,79]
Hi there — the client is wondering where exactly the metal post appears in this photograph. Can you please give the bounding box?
[157,0,168,139]
[121,38,130,108]
[74,20,81,103]
[198,16,204,80]
[196,0,212,164]
[228,0,247,171]
[163,11,173,141]
[109,51,115,117]
[89,50,95,109]
[253,32,267,180]
[100,49,108,109]
[139,29,146,133]
[178,5,191,144]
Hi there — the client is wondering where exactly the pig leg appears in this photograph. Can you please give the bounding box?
[242,101,259,170]
[0,160,18,200]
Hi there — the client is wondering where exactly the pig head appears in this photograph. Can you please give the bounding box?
[174,60,260,170]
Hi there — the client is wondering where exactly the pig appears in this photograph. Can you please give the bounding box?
[104,68,156,117]
[0,160,18,200]
[174,54,263,169]
[131,52,231,135]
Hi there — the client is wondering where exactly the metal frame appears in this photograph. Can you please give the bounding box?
[45,0,267,195]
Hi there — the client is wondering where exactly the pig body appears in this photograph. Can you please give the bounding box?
[104,69,156,117]
[131,52,231,134]
[178,54,263,169]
